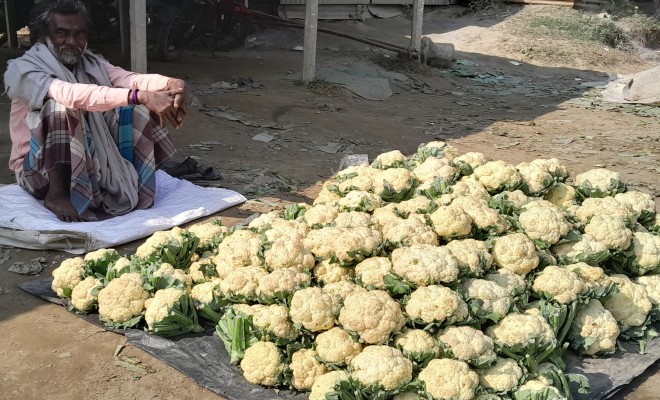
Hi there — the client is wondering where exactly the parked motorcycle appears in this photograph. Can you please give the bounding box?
[149,0,252,61]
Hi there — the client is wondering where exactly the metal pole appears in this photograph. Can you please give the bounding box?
[130,0,148,73]
[302,0,319,83]
[411,0,425,56]
[4,0,17,48]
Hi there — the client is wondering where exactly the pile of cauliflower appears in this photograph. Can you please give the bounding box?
[50,141,660,400]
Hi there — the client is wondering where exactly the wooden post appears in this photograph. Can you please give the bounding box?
[302,0,319,83]
[118,0,131,57]
[130,0,148,73]
[411,0,425,56]
[4,0,18,49]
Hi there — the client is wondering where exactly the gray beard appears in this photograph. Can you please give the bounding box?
[46,37,86,65]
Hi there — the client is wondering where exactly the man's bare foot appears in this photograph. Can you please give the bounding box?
[44,192,83,222]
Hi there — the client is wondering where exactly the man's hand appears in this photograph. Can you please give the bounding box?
[137,90,182,129]
[161,78,189,126]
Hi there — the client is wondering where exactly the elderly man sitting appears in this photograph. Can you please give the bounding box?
[5,0,187,222]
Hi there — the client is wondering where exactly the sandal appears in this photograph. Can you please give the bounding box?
[161,157,222,181]
[161,156,198,178]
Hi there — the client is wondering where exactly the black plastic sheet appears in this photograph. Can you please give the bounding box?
[20,278,660,400]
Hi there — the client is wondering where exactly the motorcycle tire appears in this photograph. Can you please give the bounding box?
[157,14,195,61]
[212,14,252,52]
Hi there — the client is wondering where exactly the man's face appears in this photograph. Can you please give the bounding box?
[46,13,88,65]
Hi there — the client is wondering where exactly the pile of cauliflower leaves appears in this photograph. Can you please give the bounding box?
[51,141,660,400]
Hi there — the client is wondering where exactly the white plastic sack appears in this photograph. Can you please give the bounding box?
[0,171,246,253]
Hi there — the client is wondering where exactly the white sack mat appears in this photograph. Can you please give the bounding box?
[0,171,246,253]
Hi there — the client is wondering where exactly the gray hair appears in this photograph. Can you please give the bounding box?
[29,0,92,44]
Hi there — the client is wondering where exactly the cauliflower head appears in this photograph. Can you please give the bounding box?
[574,168,626,197]
[186,221,228,251]
[373,203,406,226]
[52,256,86,298]
[615,191,656,224]
[391,244,460,286]
[382,216,439,248]
[419,358,479,400]
[518,201,572,245]
[289,349,328,390]
[438,326,497,367]
[219,266,268,300]
[372,149,408,169]
[477,357,524,393]
[252,304,299,342]
[323,281,367,309]
[406,285,468,325]
[453,196,508,235]
[486,310,557,349]
[634,274,660,307]
[97,272,149,324]
[372,168,419,202]
[454,152,488,170]
[412,157,458,183]
[562,262,612,290]
[309,371,350,400]
[213,229,264,274]
[188,258,218,284]
[240,341,283,386]
[70,276,103,312]
[544,183,578,209]
[263,237,315,272]
[337,190,383,213]
[484,269,527,297]
[315,327,363,365]
[584,214,632,251]
[397,196,434,215]
[305,226,383,266]
[574,197,636,226]
[531,265,585,304]
[355,257,393,290]
[492,233,540,275]
[313,259,355,284]
[144,287,187,328]
[460,278,513,319]
[552,234,609,265]
[394,328,440,361]
[446,239,494,277]
[626,232,660,276]
[304,204,340,228]
[429,204,473,239]
[313,183,343,206]
[338,174,376,193]
[516,162,555,196]
[415,141,460,161]
[333,211,379,229]
[603,274,653,329]
[289,287,336,332]
[568,299,619,355]
[349,345,413,391]
[473,160,523,194]
[452,179,491,201]
[338,290,406,344]
[257,267,311,301]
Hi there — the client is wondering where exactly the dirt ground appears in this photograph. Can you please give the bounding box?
[0,4,659,399]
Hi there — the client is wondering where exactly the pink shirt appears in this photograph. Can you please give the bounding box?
[8,61,171,174]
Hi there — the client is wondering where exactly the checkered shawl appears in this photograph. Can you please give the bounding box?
[18,101,175,220]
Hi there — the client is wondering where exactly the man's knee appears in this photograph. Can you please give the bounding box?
[37,99,82,140]
[41,99,79,119]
